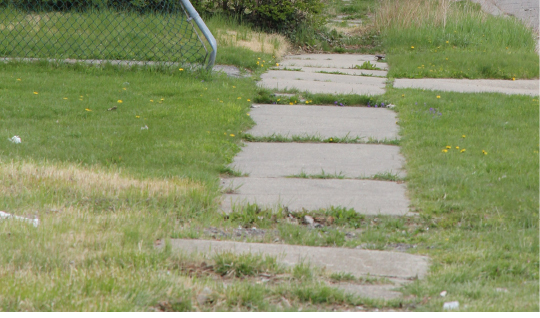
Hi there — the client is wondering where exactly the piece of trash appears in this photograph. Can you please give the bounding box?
[0,211,39,227]
[8,136,21,144]
[443,301,459,310]
[303,215,315,226]
[141,125,148,130]
[496,288,508,293]
[107,106,117,111]
[440,291,447,297]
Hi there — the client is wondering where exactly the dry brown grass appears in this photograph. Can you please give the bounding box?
[216,29,290,58]
[373,0,485,31]
[0,159,201,199]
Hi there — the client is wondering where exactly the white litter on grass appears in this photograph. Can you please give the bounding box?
[141,125,148,130]
[443,301,459,311]
[8,136,21,143]
[440,290,447,297]
[0,211,39,227]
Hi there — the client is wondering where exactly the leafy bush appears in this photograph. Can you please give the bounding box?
[192,0,325,33]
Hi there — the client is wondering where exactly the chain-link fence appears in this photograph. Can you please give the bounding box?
[0,0,214,69]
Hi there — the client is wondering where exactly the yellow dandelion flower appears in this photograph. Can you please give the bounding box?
[247,99,251,102]
[136,115,140,118]
[482,150,488,155]
[305,101,309,104]
[460,149,466,153]
[237,97,241,99]
[150,100,154,102]
[442,149,448,153]
[411,46,415,49]
[117,100,123,103]
[247,113,250,116]
[462,135,466,138]
[512,77,515,81]
[123,87,126,90]
[437,95,441,99]
[446,146,451,149]
[401,94,405,97]
[456,146,459,149]
[276,63,279,66]
[179,68,184,71]
[258,58,261,60]
[85,108,92,112]
[277,99,281,102]
[289,102,293,105]
[16,78,21,81]
[230,134,235,137]
[446,41,449,44]
[63,97,68,100]
[261,64,264,67]
[161,98,164,101]
[33,92,38,95]
[233,86,236,88]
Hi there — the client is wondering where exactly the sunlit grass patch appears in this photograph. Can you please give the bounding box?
[375,0,539,79]
[387,88,539,310]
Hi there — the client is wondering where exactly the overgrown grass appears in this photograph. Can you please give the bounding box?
[388,88,539,310]
[242,133,400,145]
[375,0,539,79]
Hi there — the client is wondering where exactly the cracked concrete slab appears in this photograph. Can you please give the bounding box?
[259,78,386,95]
[229,142,405,178]
[167,239,429,279]
[247,104,399,141]
[280,54,388,70]
[259,70,387,95]
[276,66,388,77]
[394,78,539,96]
[220,177,410,216]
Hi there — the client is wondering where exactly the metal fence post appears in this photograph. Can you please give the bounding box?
[180,0,217,71]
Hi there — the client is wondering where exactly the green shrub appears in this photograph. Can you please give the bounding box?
[192,0,325,33]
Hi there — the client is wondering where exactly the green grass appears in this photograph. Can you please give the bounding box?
[242,133,400,145]
[378,0,539,79]
[0,62,253,183]
[354,61,382,70]
[388,88,539,310]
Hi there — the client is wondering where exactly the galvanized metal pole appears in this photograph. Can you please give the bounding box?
[180,0,217,71]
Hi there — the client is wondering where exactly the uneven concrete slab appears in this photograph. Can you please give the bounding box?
[248,104,399,140]
[280,54,388,70]
[394,78,539,96]
[336,283,402,300]
[230,142,405,178]
[277,66,387,77]
[262,70,387,84]
[259,78,386,95]
[259,70,387,94]
[167,239,429,279]
[220,177,410,216]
